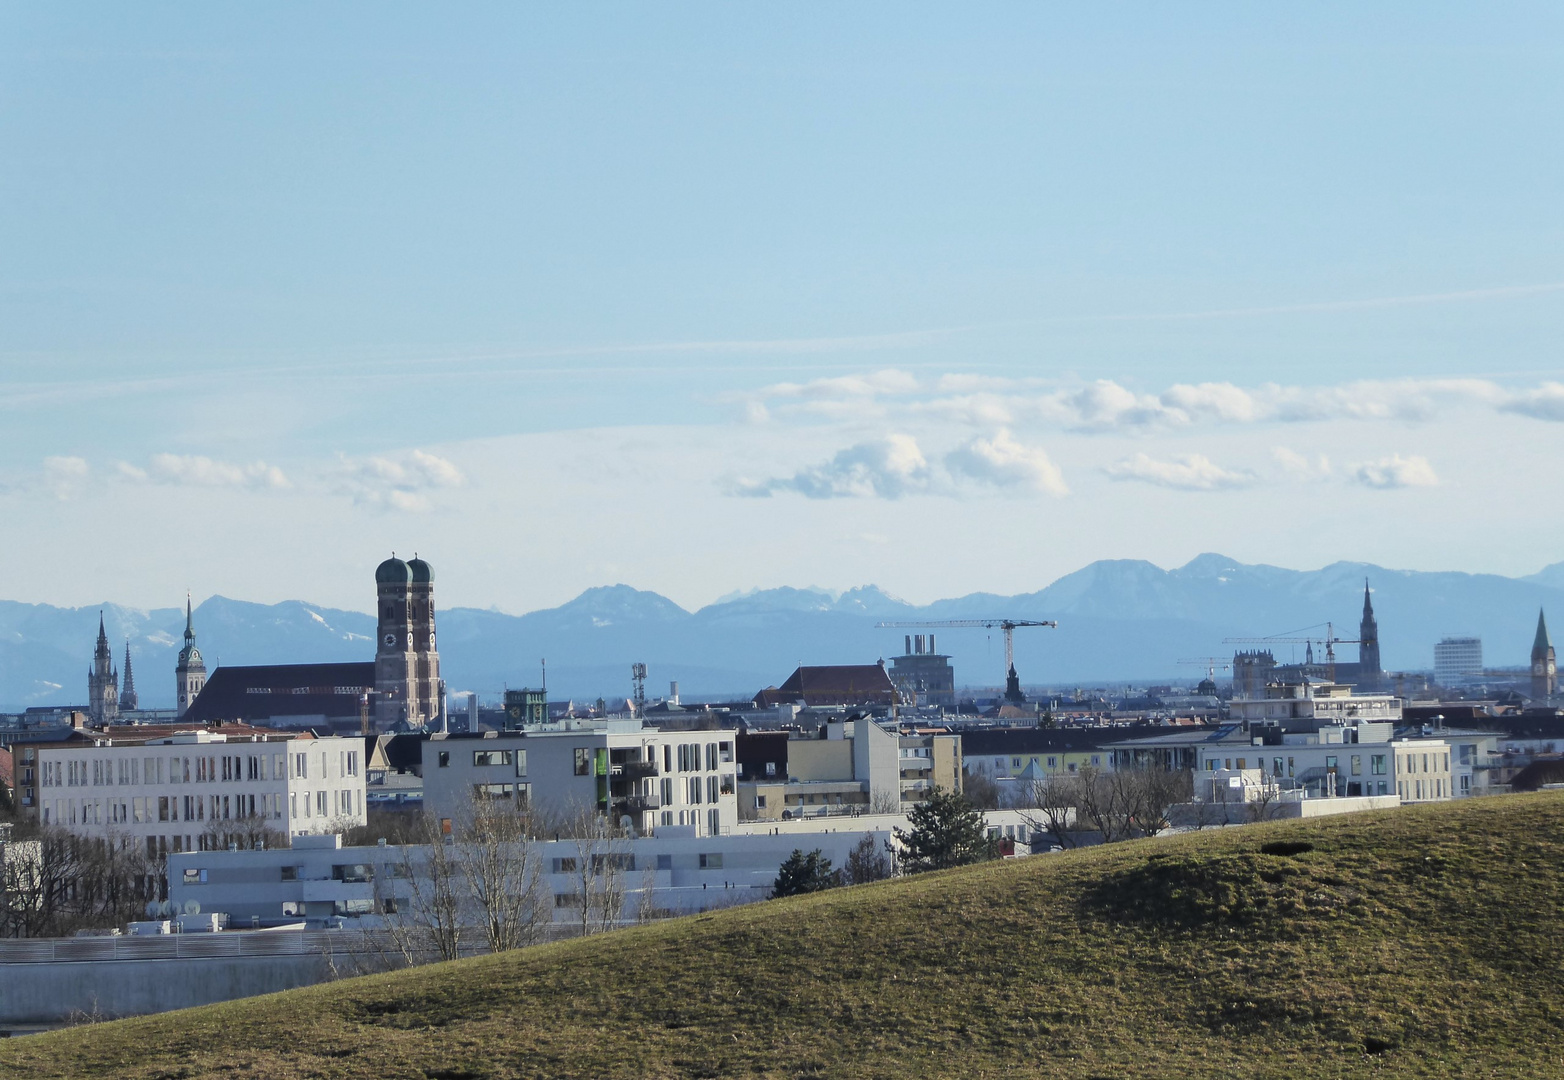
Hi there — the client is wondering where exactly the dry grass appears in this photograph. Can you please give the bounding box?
[5,792,1564,1079]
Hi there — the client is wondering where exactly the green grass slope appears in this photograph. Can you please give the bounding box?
[6,793,1564,1079]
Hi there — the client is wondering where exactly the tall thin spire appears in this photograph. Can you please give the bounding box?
[184,593,195,645]
[119,643,138,711]
[1534,608,1552,658]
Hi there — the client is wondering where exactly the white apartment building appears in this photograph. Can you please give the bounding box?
[25,724,367,857]
[422,720,739,837]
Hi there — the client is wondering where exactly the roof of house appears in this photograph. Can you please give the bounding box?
[961,724,1177,756]
[755,664,898,707]
[184,662,376,724]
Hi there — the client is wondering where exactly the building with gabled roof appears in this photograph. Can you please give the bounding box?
[753,662,900,709]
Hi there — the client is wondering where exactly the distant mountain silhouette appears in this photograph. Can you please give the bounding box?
[4,554,1561,709]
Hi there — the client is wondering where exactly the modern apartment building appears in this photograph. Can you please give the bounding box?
[736,719,962,821]
[21,723,367,856]
[1433,637,1484,687]
[422,720,739,837]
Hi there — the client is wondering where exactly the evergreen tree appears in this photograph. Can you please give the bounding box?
[771,848,839,897]
[893,788,997,873]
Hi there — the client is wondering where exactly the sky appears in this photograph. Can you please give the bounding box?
[4,3,1564,615]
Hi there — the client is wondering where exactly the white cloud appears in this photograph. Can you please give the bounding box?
[945,429,1068,496]
[1351,454,1439,489]
[134,453,291,490]
[335,449,467,512]
[1499,381,1564,422]
[42,456,89,500]
[731,434,932,499]
[1272,446,1332,481]
[1103,452,1258,491]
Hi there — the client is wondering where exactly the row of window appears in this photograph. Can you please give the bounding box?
[1204,754,1390,778]
[40,788,361,827]
[39,749,359,788]
[1401,779,1447,799]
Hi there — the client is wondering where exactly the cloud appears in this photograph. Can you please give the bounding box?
[945,429,1068,495]
[1103,452,1258,490]
[731,434,933,499]
[131,453,291,490]
[1499,381,1564,422]
[42,456,89,500]
[1271,446,1332,481]
[336,449,466,511]
[1350,454,1439,489]
[765,371,1538,434]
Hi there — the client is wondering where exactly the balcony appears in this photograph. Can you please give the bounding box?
[613,795,661,818]
[613,759,659,782]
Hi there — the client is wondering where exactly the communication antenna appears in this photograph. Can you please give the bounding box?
[631,662,647,717]
[183,900,201,916]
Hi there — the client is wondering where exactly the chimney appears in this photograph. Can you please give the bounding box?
[670,681,680,705]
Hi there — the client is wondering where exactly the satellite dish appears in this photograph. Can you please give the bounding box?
[159,900,174,918]
[183,900,201,916]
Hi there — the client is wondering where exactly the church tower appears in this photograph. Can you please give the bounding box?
[406,556,443,728]
[87,612,119,723]
[374,555,441,730]
[1358,579,1382,691]
[175,596,207,717]
[1532,609,1556,701]
[118,643,138,712]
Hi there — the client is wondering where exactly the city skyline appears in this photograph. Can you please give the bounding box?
[5,5,1564,612]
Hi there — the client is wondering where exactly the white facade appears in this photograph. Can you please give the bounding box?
[31,729,367,855]
[1433,637,1483,687]
[1193,731,1452,803]
[422,721,739,837]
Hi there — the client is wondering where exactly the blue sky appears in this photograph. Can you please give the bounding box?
[4,4,1564,613]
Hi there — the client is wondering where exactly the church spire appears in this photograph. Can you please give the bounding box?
[1534,608,1552,658]
[119,643,138,711]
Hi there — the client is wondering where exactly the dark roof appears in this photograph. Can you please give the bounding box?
[1509,757,1564,791]
[184,663,376,724]
[961,725,1177,757]
[379,732,429,772]
[756,664,898,707]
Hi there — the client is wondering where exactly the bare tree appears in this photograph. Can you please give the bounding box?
[868,790,902,815]
[1019,772,1082,850]
[962,765,1004,810]
[386,814,464,962]
[453,794,550,953]
[560,804,628,936]
[841,832,892,885]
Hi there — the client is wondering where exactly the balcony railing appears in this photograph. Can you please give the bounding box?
[613,760,659,781]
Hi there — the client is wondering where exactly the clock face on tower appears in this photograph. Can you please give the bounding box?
[383,633,395,647]
[406,632,413,648]
[428,632,436,647]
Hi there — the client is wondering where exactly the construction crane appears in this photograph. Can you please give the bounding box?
[1223,622,1362,684]
[1177,657,1231,692]
[875,618,1058,705]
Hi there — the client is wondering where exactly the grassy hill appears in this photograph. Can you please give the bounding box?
[5,793,1564,1079]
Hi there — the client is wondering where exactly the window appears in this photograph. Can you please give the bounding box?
[438,751,450,768]
[473,749,512,767]
[764,761,777,777]
[1012,757,1022,768]
[574,748,591,776]
[755,795,767,809]
[707,776,720,802]
[709,809,721,835]
[514,750,528,777]
[661,777,674,805]
[1048,756,1058,769]
[1351,755,1362,776]
[280,865,298,881]
[316,791,327,816]
[183,868,206,884]
[1273,758,1284,777]
[474,783,515,799]
[699,853,723,869]
[1325,756,1337,774]
[332,864,374,883]
[720,774,735,795]
[656,854,672,870]
[706,744,719,771]
[552,857,578,873]
[1371,755,1386,775]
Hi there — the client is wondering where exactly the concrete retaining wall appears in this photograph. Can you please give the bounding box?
[0,954,334,1029]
